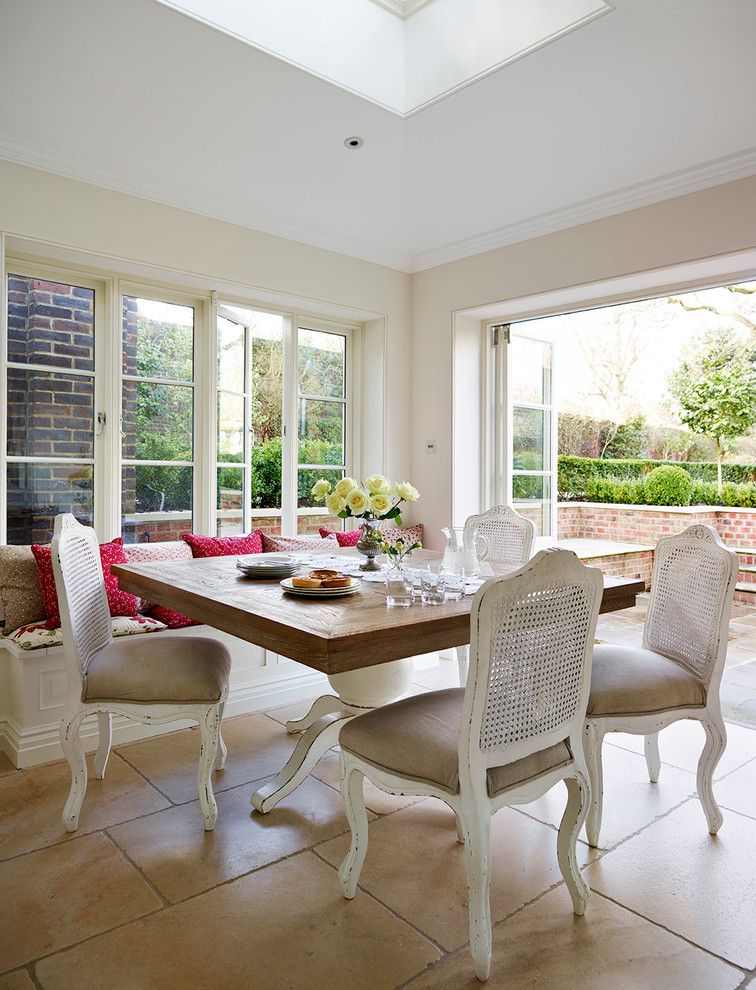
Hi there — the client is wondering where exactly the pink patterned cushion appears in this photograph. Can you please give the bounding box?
[148,605,200,629]
[123,541,193,564]
[319,528,361,547]
[380,524,424,547]
[261,533,337,553]
[31,538,139,629]
[182,531,263,558]
[10,615,167,651]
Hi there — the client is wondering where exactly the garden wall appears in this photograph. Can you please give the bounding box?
[558,502,756,547]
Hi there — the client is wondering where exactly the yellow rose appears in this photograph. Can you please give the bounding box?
[365,474,391,494]
[325,493,346,515]
[370,492,392,515]
[346,488,369,514]
[334,476,358,498]
[395,481,419,503]
[311,478,331,499]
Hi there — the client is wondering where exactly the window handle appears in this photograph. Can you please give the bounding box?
[96,412,107,436]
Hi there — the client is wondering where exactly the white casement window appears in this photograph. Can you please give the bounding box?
[1,257,357,545]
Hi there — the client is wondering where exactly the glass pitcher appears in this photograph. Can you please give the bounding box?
[442,526,481,577]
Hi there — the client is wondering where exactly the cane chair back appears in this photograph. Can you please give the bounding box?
[463,505,535,568]
[643,525,738,687]
[462,550,603,772]
[51,514,112,684]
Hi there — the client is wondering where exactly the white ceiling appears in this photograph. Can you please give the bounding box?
[0,0,755,272]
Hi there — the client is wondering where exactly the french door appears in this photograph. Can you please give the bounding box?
[491,323,558,538]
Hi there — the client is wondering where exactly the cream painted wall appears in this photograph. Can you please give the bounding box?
[409,174,756,547]
[0,159,411,484]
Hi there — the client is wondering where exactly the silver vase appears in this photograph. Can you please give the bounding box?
[356,520,384,571]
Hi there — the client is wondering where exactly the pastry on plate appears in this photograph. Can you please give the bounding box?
[321,576,351,588]
[291,576,322,588]
[309,569,338,579]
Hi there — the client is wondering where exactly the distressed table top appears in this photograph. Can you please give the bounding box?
[112,548,644,675]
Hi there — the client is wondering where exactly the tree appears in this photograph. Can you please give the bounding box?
[668,330,756,490]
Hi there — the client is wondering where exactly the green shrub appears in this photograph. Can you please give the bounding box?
[643,466,692,506]
[689,480,720,506]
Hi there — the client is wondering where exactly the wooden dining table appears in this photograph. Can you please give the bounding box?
[113,548,644,813]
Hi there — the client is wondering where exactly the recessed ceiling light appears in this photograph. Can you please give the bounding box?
[344,136,364,150]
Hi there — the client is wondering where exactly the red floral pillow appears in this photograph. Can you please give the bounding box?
[148,605,200,629]
[31,538,138,630]
[182,531,263,558]
[319,528,361,547]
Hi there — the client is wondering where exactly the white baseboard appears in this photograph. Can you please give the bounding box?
[0,666,329,769]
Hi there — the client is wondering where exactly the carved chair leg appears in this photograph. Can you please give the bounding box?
[557,773,590,915]
[644,732,661,784]
[584,721,605,849]
[698,714,727,835]
[338,754,369,899]
[60,712,88,832]
[93,711,112,780]
[215,700,228,771]
[198,706,221,831]
[460,806,492,982]
[455,646,469,687]
[456,814,466,844]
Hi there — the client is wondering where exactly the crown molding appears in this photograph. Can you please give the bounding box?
[367,0,434,19]
[0,136,412,273]
[409,146,756,272]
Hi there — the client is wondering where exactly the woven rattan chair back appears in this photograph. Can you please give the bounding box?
[463,505,535,568]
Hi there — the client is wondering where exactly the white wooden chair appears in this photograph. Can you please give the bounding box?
[584,524,738,848]
[337,549,603,982]
[456,505,536,685]
[52,514,231,832]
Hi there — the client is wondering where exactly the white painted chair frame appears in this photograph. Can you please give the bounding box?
[584,524,738,848]
[339,550,603,982]
[52,514,229,832]
[456,505,536,686]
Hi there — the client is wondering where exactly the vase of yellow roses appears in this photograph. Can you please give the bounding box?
[310,474,420,571]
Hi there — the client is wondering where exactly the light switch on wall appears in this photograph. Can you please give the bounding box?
[426,440,437,454]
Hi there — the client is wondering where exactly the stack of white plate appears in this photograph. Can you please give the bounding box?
[280,576,361,598]
[236,555,299,580]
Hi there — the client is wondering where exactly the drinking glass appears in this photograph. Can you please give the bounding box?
[444,570,466,601]
[421,567,447,605]
[385,566,414,607]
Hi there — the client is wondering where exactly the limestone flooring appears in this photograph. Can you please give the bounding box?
[1,662,756,988]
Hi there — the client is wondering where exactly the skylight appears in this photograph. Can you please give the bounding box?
[157,0,612,116]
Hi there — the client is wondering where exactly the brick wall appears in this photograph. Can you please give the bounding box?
[557,503,756,548]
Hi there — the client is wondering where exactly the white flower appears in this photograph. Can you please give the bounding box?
[311,478,331,499]
[365,474,391,494]
[395,481,419,503]
[370,492,392,515]
[325,493,346,515]
[334,476,358,498]
[346,488,369,514]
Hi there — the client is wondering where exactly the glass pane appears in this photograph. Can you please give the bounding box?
[217,467,244,536]
[298,399,344,465]
[122,296,194,382]
[6,462,93,545]
[298,328,345,398]
[513,475,551,538]
[122,381,193,462]
[217,391,244,462]
[7,369,94,458]
[510,335,551,405]
[7,274,94,372]
[297,468,345,534]
[217,317,245,393]
[512,406,549,472]
[121,465,193,543]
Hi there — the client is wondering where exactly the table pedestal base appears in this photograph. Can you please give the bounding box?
[251,658,413,813]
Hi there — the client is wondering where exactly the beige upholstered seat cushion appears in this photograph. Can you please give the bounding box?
[83,635,231,704]
[340,688,572,797]
[588,643,706,718]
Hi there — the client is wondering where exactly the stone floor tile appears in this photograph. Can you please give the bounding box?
[523,744,695,850]
[586,801,756,968]
[35,852,440,990]
[605,719,756,779]
[716,757,756,820]
[108,775,356,903]
[405,888,743,990]
[723,660,756,690]
[264,697,321,728]
[0,832,161,973]
[0,752,169,861]
[0,753,15,778]
[0,971,36,990]
[315,798,569,951]
[115,713,296,803]
[311,747,426,815]
[412,661,460,691]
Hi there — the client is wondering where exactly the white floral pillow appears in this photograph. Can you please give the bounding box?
[261,533,337,553]
[10,615,167,651]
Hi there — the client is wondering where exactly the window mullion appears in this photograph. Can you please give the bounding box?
[281,314,298,536]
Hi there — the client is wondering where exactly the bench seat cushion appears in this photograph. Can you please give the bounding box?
[83,635,231,704]
[340,688,572,797]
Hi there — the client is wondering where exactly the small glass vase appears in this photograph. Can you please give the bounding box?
[385,563,413,607]
[356,519,384,572]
